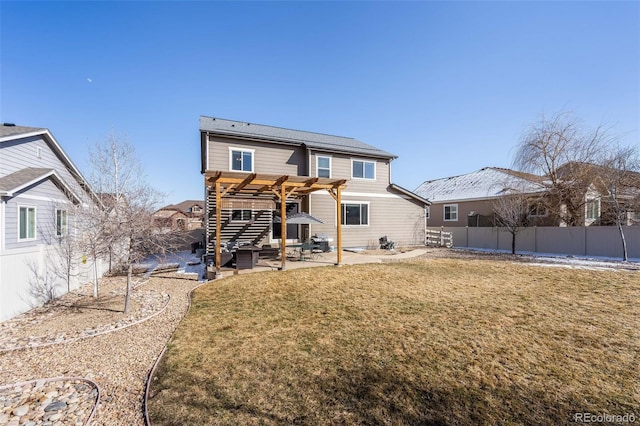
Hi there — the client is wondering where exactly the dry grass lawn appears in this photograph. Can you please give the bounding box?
[147,257,640,425]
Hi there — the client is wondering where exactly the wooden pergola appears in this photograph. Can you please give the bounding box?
[204,171,347,276]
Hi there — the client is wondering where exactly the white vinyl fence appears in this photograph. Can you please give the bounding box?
[431,226,640,260]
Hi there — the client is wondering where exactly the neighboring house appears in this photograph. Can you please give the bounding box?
[556,162,640,227]
[414,167,551,228]
[0,124,106,321]
[200,116,429,256]
[153,200,204,230]
[415,165,640,228]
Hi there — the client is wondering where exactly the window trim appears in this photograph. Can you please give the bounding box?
[443,204,458,222]
[228,147,255,172]
[18,205,37,241]
[351,159,376,180]
[341,201,370,227]
[231,209,253,222]
[585,199,600,221]
[56,208,68,237]
[317,155,332,178]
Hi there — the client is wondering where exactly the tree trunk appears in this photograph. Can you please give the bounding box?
[124,263,132,314]
[511,231,516,255]
[93,258,99,299]
[611,192,628,262]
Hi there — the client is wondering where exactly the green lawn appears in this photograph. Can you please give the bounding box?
[147,257,640,425]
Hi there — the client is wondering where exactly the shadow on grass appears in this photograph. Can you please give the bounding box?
[148,355,590,425]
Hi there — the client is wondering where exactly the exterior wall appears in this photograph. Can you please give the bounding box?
[310,189,426,248]
[206,135,307,175]
[0,244,106,322]
[4,179,73,249]
[427,199,557,228]
[309,151,391,192]
[1,135,86,199]
[435,225,640,259]
[0,132,106,322]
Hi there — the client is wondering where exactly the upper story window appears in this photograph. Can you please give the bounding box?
[191,205,201,213]
[19,205,36,240]
[444,204,458,221]
[352,159,375,180]
[586,199,600,221]
[229,148,254,172]
[56,209,68,237]
[341,202,369,226]
[317,156,331,178]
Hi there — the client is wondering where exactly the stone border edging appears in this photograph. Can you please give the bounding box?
[0,376,101,426]
[143,278,213,426]
[0,291,171,353]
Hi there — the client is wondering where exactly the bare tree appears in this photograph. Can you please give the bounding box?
[492,189,531,255]
[86,132,168,313]
[37,202,83,294]
[513,112,613,225]
[596,145,640,261]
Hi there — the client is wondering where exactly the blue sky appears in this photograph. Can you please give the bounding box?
[2,1,638,206]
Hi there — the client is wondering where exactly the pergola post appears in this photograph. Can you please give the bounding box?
[280,184,287,271]
[336,185,342,266]
[215,181,222,278]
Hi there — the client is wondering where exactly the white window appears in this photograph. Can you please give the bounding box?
[229,148,254,172]
[231,209,252,222]
[317,156,331,178]
[191,205,201,213]
[352,160,375,180]
[19,206,36,240]
[586,199,600,221]
[341,202,369,226]
[56,209,68,237]
[444,204,458,221]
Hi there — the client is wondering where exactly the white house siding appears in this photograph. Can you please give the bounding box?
[206,135,307,176]
[0,244,105,322]
[309,190,426,248]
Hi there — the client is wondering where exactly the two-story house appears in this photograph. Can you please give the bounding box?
[0,124,105,321]
[200,116,429,272]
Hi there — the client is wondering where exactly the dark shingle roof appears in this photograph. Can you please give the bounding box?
[200,116,396,159]
[0,124,45,138]
[0,168,54,193]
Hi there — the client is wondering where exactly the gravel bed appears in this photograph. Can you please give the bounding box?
[0,272,204,425]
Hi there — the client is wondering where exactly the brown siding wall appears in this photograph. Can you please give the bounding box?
[309,189,426,248]
[427,199,558,227]
[207,135,307,175]
[309,150,391,192]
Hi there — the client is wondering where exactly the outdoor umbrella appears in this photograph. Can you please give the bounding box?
[273,212,325,224]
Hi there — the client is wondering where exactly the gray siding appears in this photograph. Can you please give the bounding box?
[1,135,86,199]
[4,179,74,249]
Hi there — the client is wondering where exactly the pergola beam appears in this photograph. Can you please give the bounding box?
[205,170,347,274]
